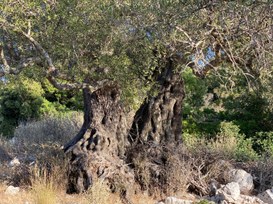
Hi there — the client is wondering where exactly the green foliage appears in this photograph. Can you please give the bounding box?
[216,122,258,161]
[252,132,273,155]
[183,68,207,109]
[184,121,258,161]
[219,121,240,138]
[221,94,272,136]
[0,78,63,137]
[182,69,221,136]
[41,80,83,111]
[235,135,258,161]
[183,64,273,157]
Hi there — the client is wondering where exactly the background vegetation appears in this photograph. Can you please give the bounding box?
[0,63,272,158]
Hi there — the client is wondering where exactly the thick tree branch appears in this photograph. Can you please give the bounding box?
[46,75,94,90]
[0,20,94,90]
[19,32,55,72]
[0,45,41,77]
[0,45,11,73]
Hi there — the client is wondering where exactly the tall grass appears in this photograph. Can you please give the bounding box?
[31,161,71,204]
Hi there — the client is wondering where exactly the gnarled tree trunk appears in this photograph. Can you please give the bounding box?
[129,59,184,144]
[65,83,134,195]
[65,59,185,197]
[126,58,185,194]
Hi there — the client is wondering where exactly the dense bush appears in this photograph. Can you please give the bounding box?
[221,94,272,136]
[0,112,83,187]
[41,80,83,111]
[184,121,258,161]
[252,131,273,155]
[182,68,273,156]
[0,78,81,137]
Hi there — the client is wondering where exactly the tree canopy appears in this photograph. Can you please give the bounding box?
[1,1,272,89]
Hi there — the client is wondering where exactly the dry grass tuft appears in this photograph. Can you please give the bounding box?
[165,146,193,196]
[32,182,57,204]
[130,193,157,204]
[85,180,123,204]
[30,162,67,204]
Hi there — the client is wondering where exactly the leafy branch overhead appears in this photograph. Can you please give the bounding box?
[1,1,272,92]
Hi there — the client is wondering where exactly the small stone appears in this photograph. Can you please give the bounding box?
[258,188,273,204]
[5,186,20,195]
[9,157,20,167]
[165,197,193,204]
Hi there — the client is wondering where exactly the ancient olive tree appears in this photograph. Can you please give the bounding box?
[1,0,272,199]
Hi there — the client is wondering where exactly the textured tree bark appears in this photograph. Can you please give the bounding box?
[126,58,185,193]
[66,58,185,197]
[66,83,134,194]
[129,58,184,145]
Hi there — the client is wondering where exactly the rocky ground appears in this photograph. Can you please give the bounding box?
[1,135,273,204]
[2,161,273,204]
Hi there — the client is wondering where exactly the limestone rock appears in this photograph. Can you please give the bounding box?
[165,197,193,204]
[210,186,266,204]
[216,182,240,203]
[9,157,20,167]
[227,169,254,194]
[5,186,20,195]
[239,195,266,204]
[258,188,273,204]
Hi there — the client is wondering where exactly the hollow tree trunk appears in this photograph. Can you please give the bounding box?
[65,83,134,194]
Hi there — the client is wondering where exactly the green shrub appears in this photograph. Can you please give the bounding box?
[218,122,258,161]
[190,122,258,161]
[253,132,273,155]
[0,78,66,137]
[235,135,258,161]
[41,79,83,111]
[222,94,272,137]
